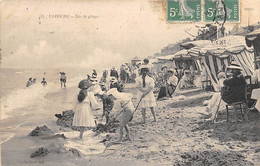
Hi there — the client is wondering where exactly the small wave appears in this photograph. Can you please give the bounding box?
[0,76,83,120]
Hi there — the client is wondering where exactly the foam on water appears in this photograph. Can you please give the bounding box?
[63,130,106,155]
[0,75,84,144]
[1,76,83,120]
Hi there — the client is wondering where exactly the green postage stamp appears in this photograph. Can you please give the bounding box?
[167,0,239,23]
[167,0,202,22]
[204,0,239,22]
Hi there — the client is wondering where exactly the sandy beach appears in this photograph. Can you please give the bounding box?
[1,85,259,166]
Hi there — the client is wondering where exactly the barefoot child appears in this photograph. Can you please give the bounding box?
[135,65,157,123]
[106,88,133,142]
[72,80,99,139]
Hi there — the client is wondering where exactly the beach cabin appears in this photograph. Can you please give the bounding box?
[187,35,254,91]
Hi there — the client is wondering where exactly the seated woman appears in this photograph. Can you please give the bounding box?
[221,64,247,123]
[222,64,246,104]
[177,69,194,89]
[166,69,178,98]
[205,72,226,122]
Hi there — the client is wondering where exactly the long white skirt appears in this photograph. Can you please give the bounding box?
[72,102,96,127]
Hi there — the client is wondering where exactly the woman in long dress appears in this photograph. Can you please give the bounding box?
[135,65,157,123]
[72,81,99,139]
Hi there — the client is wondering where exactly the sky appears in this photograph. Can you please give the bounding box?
[1,0,260,70]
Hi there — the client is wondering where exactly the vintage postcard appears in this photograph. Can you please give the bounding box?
[1,0,260,165]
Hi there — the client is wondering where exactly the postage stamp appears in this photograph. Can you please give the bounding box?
[167,0,201,22]
[204,0,240,22]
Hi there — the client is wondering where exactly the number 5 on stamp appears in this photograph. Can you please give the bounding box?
[204,0,239,22]
[167,0,201,22]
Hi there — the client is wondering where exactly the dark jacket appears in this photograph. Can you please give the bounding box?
[110,70,118,78]
[222,75,247,104]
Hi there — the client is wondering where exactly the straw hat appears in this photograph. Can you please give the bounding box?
[227,63,242,70]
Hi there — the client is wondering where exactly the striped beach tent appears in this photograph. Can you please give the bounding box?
[187,35,254,91]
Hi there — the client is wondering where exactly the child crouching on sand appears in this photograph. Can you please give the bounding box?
[72,80,100,139]
[106,88,133,142]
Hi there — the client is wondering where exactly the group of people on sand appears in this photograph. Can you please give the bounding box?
[71,59,157,142]
[26,77,47,87]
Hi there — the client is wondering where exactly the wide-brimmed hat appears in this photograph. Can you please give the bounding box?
[227,63,242,70]
[78,79,91,89]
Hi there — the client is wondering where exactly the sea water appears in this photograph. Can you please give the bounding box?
[0,68,92,144]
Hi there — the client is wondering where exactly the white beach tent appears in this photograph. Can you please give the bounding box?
[187,35,254,91]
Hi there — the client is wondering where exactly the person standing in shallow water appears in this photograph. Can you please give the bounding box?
[135,65,157,123]
[41,78,47,86]
[60,72,66,88]
[26,77,33,87]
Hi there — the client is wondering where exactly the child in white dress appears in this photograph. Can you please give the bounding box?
[135,65,157,123]
[73,81,99,139]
